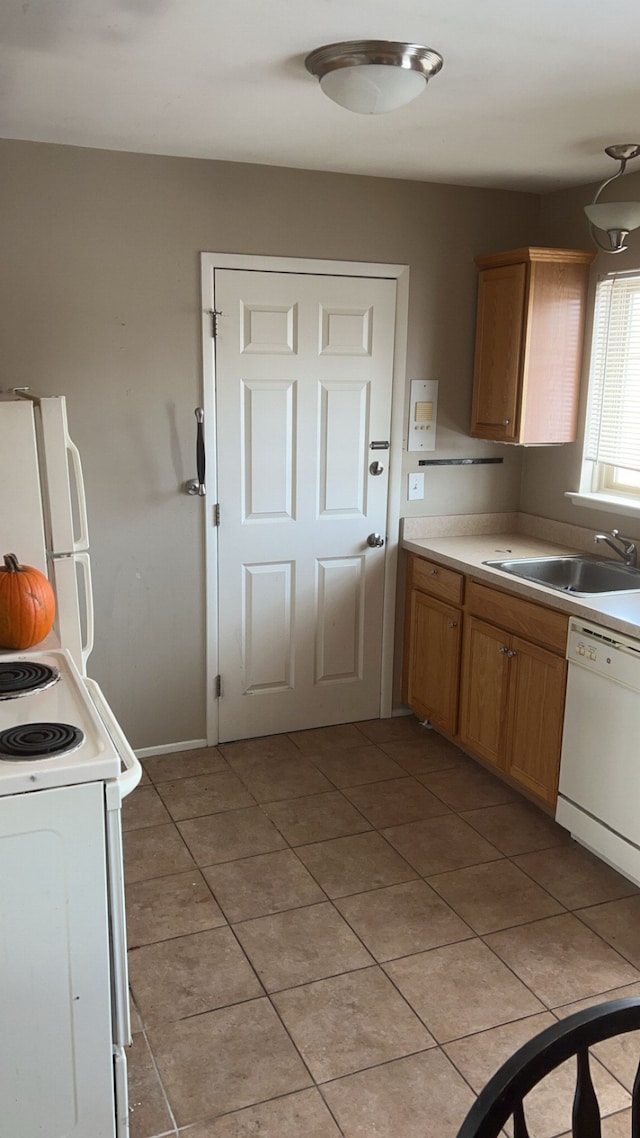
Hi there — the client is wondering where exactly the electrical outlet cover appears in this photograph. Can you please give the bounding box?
[408,472,425,500]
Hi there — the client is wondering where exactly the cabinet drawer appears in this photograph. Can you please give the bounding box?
[467,580,568,654]
[410,554,464,605]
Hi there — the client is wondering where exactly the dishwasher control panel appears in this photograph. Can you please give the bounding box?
[567,619,640,689]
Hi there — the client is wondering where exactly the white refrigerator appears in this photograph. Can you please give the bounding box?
[0,389,141,1138]
[1,389,93,673]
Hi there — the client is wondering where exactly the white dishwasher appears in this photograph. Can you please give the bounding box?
[556,619,640,886]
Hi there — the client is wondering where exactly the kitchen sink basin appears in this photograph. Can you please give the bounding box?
[483,555,640,595]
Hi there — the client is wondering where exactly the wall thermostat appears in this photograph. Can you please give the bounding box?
[408,379,438,452]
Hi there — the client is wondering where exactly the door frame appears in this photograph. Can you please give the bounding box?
[201,252,410,745]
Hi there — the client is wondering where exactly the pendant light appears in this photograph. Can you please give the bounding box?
[585,144,640,253]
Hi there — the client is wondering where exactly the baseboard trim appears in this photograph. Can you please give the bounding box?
[137,714,412,756]
[136,738,208,759]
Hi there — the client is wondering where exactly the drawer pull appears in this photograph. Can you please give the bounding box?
[430,568,438,576]
[503,418,510,426]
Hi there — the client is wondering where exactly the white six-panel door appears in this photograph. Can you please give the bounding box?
[213,268,397,742]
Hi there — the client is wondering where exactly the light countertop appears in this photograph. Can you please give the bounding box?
[402,532,640,641]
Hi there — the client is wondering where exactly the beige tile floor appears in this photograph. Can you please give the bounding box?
[123,717,640,1138]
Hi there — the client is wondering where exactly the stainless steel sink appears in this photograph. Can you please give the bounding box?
[483,555,640,595]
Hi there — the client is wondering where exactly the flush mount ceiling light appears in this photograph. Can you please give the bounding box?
[584,144,640,253]
[304,40,443,115]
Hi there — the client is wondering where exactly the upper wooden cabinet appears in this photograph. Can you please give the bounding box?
[470,247,595,445]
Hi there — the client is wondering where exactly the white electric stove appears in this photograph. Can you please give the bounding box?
[0,645,141,1138]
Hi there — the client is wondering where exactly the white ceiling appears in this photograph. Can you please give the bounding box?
[2,0,640,193]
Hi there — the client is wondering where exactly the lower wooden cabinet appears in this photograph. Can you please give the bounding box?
[504,635,567,805]
[459,617,567,807]
[404,589,461,734]
[458,618,510,769]
[403,553,569,810]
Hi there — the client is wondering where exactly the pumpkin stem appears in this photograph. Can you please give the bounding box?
[3,554,22,573]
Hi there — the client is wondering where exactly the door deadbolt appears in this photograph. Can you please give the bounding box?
[369,461,384,476]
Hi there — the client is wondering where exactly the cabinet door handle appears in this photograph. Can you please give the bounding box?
[498,645,508,654]
[502,418,510,426]
[507,649,517,658]
[448,620,457,629]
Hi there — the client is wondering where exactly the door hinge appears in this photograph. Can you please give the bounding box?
[213,503,221,527]
[210,309,222,338]
[215,674,222,698]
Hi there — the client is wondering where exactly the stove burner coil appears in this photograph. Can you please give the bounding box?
[0,662,60,700]
[0,723,84,759]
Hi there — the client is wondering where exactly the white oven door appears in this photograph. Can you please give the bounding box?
[0,782,116,1138]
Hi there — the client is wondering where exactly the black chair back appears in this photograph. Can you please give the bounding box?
[455,997,640,1138]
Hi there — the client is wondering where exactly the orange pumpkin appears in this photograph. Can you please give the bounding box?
[0,553,56,649]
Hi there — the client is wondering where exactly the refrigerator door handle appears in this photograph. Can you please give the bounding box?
[47,552,92,675]
[37,396,90,553]
[66,433,90,550]
[76,551,95,669]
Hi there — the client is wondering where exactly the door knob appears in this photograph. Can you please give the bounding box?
[367,533,385,548]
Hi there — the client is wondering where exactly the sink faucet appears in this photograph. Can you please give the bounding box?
[594,528,638,567]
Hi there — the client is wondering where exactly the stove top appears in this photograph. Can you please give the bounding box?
[0,649,122,794]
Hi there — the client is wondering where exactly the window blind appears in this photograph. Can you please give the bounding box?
[586,273,640,472]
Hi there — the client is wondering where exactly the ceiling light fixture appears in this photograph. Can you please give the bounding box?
[304,40,443,116]
[584,144,640,254]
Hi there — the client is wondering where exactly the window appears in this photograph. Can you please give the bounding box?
[577,270,640,511]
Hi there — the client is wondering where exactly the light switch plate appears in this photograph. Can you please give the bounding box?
[408,472,424,500]
[408,379,438,452]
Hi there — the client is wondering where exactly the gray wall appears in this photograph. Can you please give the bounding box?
[0,140,539,748]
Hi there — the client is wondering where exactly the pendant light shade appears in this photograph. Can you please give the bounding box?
[305,41,443,115]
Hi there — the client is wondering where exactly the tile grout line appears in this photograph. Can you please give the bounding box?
[175,1088,347,1137]
[135,1026,179,1138]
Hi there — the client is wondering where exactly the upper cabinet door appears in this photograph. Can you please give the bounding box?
[470,262,526,442]
[469,247,595,446]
